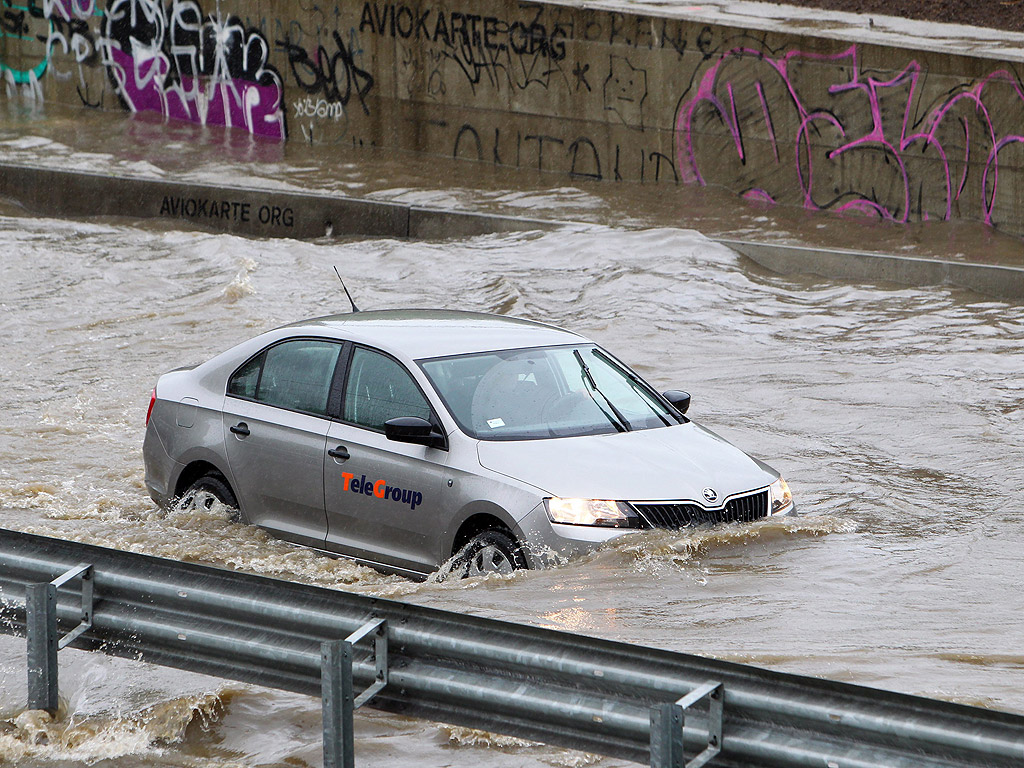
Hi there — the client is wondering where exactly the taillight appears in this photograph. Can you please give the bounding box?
[146,389,156,425]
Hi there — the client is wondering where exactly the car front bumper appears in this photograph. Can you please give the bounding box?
[516,503,639,568]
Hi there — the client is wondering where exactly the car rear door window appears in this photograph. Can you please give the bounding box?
[343,347,431,430]
[227,355,262,398]
[228,339,341,417]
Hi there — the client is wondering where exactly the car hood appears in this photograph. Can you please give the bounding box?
[476,422,776,502]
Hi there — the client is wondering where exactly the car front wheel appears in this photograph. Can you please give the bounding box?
[453,529,527,578]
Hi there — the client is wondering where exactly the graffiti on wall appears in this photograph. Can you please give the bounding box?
[277,26,373,143]
[104,0,285,138]
[1,0,285,137]
[7,0,1024,236]
[676,43,1024,228]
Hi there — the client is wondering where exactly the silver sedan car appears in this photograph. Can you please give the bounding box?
[144,310,793,578]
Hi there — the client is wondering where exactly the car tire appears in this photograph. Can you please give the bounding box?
[181,474,240,521]
[453,529,527,578]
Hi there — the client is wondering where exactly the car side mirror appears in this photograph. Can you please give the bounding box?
[662,390,691,415]
[384,416,447,450]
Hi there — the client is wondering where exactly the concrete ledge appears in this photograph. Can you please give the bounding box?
[719,239,1024,301]
[3,162,1021,300]
[0,163,556,240]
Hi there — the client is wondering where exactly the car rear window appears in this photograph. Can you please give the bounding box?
[228,339,342,417]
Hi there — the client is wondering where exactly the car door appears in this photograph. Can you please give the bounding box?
[324,345,449,574]
[222,338,344,548]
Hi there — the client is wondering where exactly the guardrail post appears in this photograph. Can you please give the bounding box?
[26,582,58,714]
[25,563,93,716]
[322,618,388,768]
[322,639,355,768]
[650,681,723,768]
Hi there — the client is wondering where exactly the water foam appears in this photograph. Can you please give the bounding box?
[0,692,228,764]
[442,725,601,767]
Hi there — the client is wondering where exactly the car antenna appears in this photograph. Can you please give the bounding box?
[333,266,360,313]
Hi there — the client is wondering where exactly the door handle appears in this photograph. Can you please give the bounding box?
[230,422,250,437]
[328,445,350,461]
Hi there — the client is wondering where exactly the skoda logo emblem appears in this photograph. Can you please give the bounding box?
[702,487,719,504]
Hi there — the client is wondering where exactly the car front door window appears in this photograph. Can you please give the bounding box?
[343,347,432,429]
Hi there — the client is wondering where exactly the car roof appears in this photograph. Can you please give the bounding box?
[279,309,587,359]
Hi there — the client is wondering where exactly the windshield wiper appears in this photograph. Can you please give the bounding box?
[573,349,629,433]
[591,348,674,427]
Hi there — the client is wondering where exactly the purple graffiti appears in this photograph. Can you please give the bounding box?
[103,0,285,139]
[676,44,1024,227]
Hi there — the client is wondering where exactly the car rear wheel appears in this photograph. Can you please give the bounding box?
[454,530,527,578]
[181,474,240,521]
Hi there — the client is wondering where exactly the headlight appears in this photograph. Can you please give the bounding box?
[769,477,793,515]
[545,498,633,527]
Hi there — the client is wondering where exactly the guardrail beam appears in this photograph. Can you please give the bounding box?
[5,530,1024,768]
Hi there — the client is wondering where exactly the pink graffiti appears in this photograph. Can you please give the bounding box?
[676,45,1024,227]
[102,0,285,140]
[107,48,285,139]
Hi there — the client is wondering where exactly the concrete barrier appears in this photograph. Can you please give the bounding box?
[0,163,555,238]
[718,238,1024,300]
[3,0,1024,238]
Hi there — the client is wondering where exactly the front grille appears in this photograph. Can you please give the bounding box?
[632,490,769,530]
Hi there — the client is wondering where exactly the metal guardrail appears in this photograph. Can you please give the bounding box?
[1,528,1023,768]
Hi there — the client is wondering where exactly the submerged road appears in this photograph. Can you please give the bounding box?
[0,112,1023,766]
[1,212,1022,766]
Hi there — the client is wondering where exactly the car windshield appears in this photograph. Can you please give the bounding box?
[419,345,682,440]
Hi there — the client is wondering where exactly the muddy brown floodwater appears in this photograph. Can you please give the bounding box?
[1,107,1023,767]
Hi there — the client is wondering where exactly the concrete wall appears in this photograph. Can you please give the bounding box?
[3,0,1024,236]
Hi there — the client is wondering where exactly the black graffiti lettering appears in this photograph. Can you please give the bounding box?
[508,21,528,54]
[483,16,499,50]
[432,11,450,44]
[450,13,466,46]
[372,2,390,35]
[358,2,374,33]
[493,127,503,165]
[569,137,602,180]
[634,16,652,50]
[1,7,26,36]
[648,152,678,183]
[453,124,483,160]
[696,25,714,56]
[661,18,686,57]
[550,21,567,60]
[395,4,413,38]
[528,23,545,56]
[465,13,481,47]
[277,31,375,116]
[240,203,251,222]
[414,8,430,39]
[524,134,563,172]
[609,12,626,45]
